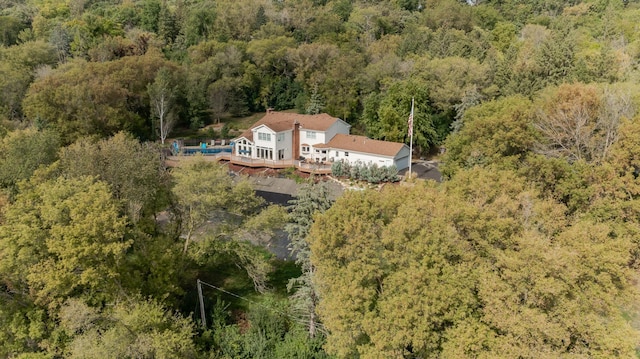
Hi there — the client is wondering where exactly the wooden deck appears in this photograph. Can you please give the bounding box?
[166,154,333,174]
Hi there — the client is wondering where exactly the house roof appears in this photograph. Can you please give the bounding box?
[238,112,344,141]
[315,134,408,158]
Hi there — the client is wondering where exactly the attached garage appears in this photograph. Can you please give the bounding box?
[315,134,411,171]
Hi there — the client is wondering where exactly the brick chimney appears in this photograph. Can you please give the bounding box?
[293,121,300,160]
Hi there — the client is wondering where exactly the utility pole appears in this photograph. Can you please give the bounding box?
[197,279,207,328]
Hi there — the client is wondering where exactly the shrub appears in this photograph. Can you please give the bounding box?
[331,160,400,183]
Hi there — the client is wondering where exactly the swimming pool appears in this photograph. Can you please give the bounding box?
[181,147,232,155]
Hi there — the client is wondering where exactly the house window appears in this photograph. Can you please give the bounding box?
[258,132,271,141]
[277,133,284,141]
[302,146,310,153]
[306,131,316,139]
[257,147,272,160]
[344,151,349,157]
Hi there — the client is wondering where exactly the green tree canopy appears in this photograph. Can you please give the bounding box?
[0,176,130,308]
[441,95,535,178]
[58,132,167,223]
[362,78,436,152]
[59,297,197,358]
[22,51,172,142]
[0,127,61,194]
[171,156,263,253]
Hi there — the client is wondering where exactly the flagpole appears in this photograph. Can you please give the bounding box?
[409,97,414,178]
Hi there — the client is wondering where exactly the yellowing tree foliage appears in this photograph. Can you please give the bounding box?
[309,168,639,358]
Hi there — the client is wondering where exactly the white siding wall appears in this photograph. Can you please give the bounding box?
[334,150,394,167]
[235,138,253,157]
[301,129,326,160]
[332,146,410,170]
[301,129,326,146]
[252,126,277,160]
[274,130,293,160]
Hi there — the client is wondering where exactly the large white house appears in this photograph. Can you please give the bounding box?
[233,111,410,170]
[315,134,410,170]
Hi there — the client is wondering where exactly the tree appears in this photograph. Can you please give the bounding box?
[0,16,26,46]
[451,85,482,132]
[287,42,340,87]
[318,52,365,122]
[171,157,291,292]
[286,181,333,337]
[441,95,535,178]
[535,29,576,87]
[309,168,639,358]
[208,76,249,121]
[0,61,31,121]
[148,67,176,144]
[490,21,517,54]
[206,297,330,358]
[58,132,167,223]
[411,56,491,113]
[0,127,61,194]
[171,157,263,253]
[140,0,161,32]
[59,297,197,358]
[1,40,62,70]
[246,35,297,109]
[0,300,51,357]
[362,79,437,153]
[208,78,230,123]
[22,51,171,142]
[305,83,324,115]
[533,83,635,163]
[0,176,130,308]
[0,41,58,120]
[49,24,72,63]
[181,1,217,46]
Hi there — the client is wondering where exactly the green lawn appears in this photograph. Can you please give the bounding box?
[172,110,302,140]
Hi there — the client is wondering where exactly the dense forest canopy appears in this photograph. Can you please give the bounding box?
[2,0,640,357]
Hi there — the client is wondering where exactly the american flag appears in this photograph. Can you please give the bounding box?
[408,103,414,138]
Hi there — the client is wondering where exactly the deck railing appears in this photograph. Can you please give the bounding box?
[167,153,333,174]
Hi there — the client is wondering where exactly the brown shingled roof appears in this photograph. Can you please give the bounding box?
[318,134,407,157]
[237,112,343,142]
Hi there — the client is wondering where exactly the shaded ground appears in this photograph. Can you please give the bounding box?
[248,176,344,204]
[255,191,295,206]
[264,229,294,261]
[399,160,442,182]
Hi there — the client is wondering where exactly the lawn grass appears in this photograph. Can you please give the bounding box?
[267,259,302,296]
[172,109,301,140]
[219,109,299,132]
[224,112,265,131]
[195,253,301,316]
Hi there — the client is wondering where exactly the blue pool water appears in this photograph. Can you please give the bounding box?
[182,147,232,155]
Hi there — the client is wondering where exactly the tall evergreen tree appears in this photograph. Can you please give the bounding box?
[286,181,333,337]
[305,84,325,115]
